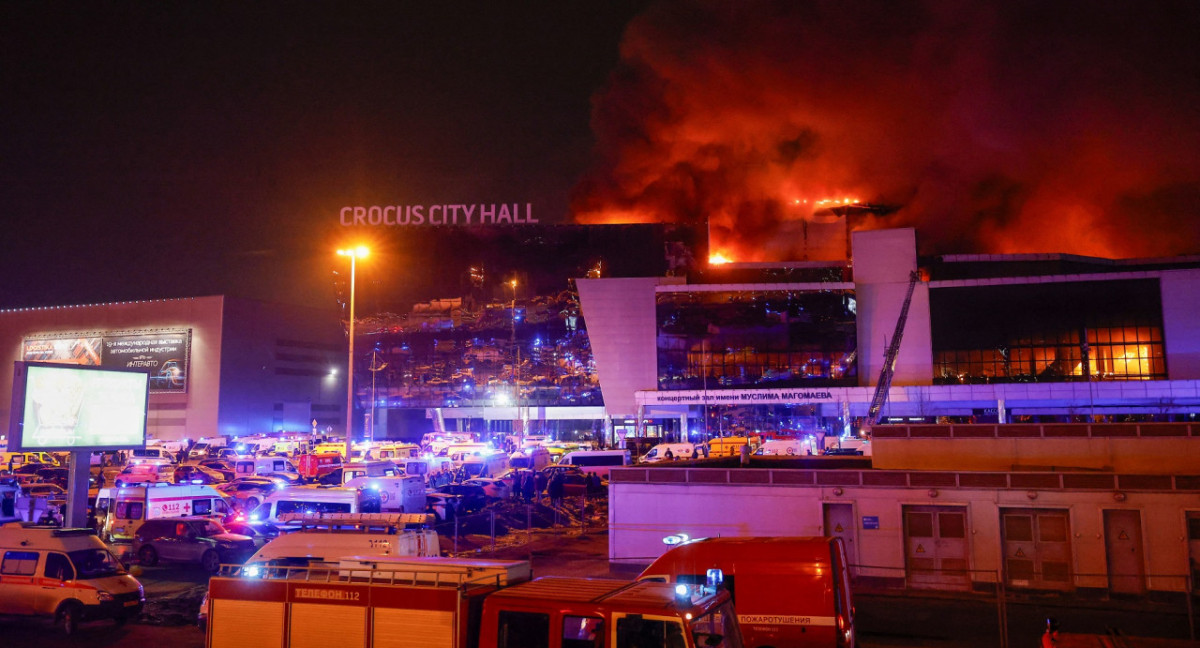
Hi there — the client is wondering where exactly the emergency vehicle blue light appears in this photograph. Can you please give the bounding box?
[191,479,203,485]
[674,584,689,597]
[662,533,690,546]
[706,569,724,588]
[243,565,261,578]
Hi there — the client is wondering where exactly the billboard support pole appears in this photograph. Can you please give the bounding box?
[65,451,90,528]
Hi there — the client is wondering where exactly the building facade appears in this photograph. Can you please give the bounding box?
[0,296,347,444]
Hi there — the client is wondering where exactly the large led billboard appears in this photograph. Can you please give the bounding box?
[22,329,191,393]
[8,362,149,451]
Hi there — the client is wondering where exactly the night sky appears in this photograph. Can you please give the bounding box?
[3,2,1198,313]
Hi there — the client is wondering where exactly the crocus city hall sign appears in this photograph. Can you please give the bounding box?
[340,203,538,226]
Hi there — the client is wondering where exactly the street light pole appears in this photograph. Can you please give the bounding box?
[510,279,521,446]
[337,245,369,462]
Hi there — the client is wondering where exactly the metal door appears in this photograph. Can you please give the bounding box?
[824,502,859,576]
[1103,509,1145,595]
[1187,512,1200,592]
[1000,508,1073,591]
[904,505,970,590]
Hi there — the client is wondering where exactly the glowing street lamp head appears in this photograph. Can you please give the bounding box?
[337,246,369,259]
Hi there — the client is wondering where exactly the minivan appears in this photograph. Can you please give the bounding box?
[556,449,631,479]
[0,523,144,634]
[250,486,381,526]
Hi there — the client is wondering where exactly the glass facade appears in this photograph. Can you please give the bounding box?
[357,291,602,409]
[931,279,1166,384]
[656,289,858,390]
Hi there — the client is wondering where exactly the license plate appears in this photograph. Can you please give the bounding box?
[124,600,139,607]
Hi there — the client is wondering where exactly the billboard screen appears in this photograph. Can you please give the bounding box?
[22,329,191,393]
[8,362,149,451]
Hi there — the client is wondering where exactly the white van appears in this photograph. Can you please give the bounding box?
[442,443,492,466]
[557,449,632,478]
[0,523,145,634]
[508,447,552,471]
[340,460,403,484]
[250,486,381,526]
[95,484,234,542]
[373,443,421,461]
[754,438,816,457]
[343,475,426,513]
[241,513,439,574]
[233,456,299,478]
[460,452,510,479]
[640,443,697,463]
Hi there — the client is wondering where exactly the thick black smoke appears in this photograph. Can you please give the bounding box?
[571,0,1200,260]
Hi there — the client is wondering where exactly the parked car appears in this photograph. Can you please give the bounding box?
[464,477,511,499]
[198,460,237,481]
[132,517,255,572]
[23,483,67,499]
[114,463,175,486]
[260,471,305,486]
[218,477,281,509]
[173,464,227,485]
[428,483,489,515]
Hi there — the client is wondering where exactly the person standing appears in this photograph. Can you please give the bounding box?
[739,443,751,467]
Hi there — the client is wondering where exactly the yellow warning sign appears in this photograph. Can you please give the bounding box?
[1118,530,1129,540]
[1015,548,1026,558]
[916,544,926,554]
[834,524,844,533]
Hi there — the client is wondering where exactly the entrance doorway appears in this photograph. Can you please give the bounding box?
[904,505,970,590]
[1103,509,1146,596]
[1000,508,1073,591]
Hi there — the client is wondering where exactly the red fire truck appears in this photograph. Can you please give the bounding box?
[640,536,855,648]
[205,556,744,648]
[295,452,342,481]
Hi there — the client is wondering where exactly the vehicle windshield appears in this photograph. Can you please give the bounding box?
[689,600,745,648]
[68,548,124,579]
[199,521,227,536]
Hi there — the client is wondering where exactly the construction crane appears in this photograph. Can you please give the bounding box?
[866,270,921,426]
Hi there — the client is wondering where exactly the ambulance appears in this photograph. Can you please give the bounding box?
[0,523,144,634]
[639,536,856,648]
[94,483,233,542]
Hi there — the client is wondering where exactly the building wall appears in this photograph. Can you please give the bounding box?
[217,297,346,439]
[577,277,685,418]
[851,228,934,388]
[0,296,225,443]
[871,422,1200,474]
[610,468,1196,594]
[1161,269,1200,380]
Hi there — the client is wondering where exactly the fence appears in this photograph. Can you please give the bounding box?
[429,494,603,556]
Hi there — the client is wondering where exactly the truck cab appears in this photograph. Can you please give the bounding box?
[478,577,744,648]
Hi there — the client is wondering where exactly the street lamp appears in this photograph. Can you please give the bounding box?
[337,245,368,461]
[509,279,521,444]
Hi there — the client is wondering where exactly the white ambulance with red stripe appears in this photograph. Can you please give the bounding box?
[94,483,234,542]
[0,523,144,634]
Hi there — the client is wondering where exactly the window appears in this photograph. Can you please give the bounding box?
[44,552,75,581]
[562,616,603,648]
[115,501,144,520]
[497,610,549,648]
[932,280,1166,384]
[615,615,688,648]
[193,499,212,515]
[657,289,858,391]
[276,500,352,516]
[1,550,38,576]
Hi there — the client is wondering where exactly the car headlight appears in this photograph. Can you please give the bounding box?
[97,590,115,602]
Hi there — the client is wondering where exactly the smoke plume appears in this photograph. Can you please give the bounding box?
[570,0,1200,261]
